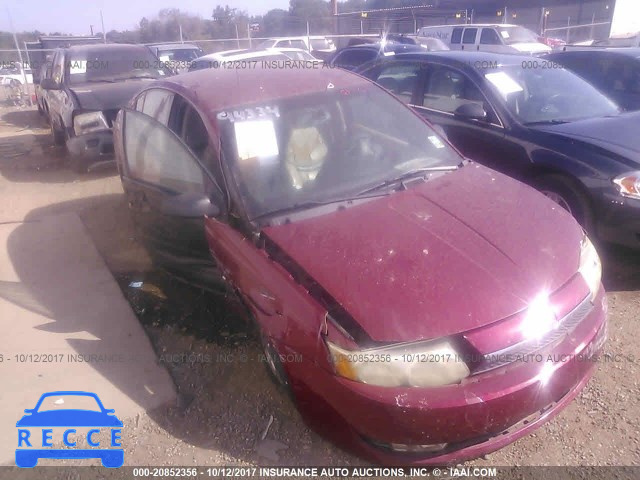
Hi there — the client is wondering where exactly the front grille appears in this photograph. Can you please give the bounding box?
[475,294,593,375]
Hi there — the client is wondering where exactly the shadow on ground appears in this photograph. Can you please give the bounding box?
[0,107,117,183]
[4,193,356,466]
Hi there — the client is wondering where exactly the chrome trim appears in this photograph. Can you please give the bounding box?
[475,294,593,374]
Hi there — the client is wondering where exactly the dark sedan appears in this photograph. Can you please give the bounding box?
[544,48,640,111]
[113,64,606,464]
[328,42,425,71]
[358,51,640,248]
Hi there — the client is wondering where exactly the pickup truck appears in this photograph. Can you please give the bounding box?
[41,43,171,172]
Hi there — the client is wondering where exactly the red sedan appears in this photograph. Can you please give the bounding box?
[114,65,607,464]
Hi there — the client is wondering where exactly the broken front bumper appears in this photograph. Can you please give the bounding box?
[66,130,115,163]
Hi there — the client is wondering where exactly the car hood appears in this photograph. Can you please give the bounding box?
[263,164,583,343]
[70,80,154,110]
[532,112,640,166]
[16,410,123,427]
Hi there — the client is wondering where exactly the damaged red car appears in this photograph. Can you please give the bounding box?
[114,65,607,465]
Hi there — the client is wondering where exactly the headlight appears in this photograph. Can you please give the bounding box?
[613,172,640,200]
[326,338,470,388]
[73,111,109,136]
[579,235,602,301]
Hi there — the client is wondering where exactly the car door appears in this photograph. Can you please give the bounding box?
[461,28,478,51]
[478,28,504,53]
[450,27,463,50]
[46,50,68,129]
[414,63,526,176]
[118,89,226,290]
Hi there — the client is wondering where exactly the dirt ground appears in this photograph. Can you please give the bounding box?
[1,105,638,471]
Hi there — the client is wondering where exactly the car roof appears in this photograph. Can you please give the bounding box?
[388,50,530,67]
[420,24,520,29]
[154,65,370,122]
[552,47,640,59]
[341,43,423,53]
[194,49,290,62]
[62,43,151,54]
[149,43,200,49]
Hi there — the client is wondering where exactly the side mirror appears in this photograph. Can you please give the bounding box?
[40,78,60,90]
[454,103,487,121]
[160,192,220,218]
[23,409,34,414]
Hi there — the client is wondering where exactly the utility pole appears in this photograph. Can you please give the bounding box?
[90,25,94,36]
[100,10,106,43]
[6,8,30,104]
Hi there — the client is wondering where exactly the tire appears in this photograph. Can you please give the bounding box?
[260,332,293,398]
[535,174,594,233]
[50,118,65,146]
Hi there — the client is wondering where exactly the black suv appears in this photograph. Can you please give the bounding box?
[41,43,171,172]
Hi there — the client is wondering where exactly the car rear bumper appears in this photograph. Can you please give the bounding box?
[289,289,607,465]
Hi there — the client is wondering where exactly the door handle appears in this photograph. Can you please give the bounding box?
[247,288,283,316]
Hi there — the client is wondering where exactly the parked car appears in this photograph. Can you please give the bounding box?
[146,43,204,73]
[379,34,450,51]
[189,48,318,71]
[327,43,424,71]
[113,64,606,464]
[258,35,336,56]
[0,65,33,85]
[40,44,171,172]
[417,24,551,55]
[357,51,640,248]
[544,48,640,111]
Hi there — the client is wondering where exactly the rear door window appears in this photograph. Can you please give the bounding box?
[451,28,463,44]
[463,28,478,45]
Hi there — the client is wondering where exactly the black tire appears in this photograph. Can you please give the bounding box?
[535,174,594,233]
[50,118,65,146]
[260,332,293,398]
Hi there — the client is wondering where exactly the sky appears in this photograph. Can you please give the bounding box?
[1,0,292,35]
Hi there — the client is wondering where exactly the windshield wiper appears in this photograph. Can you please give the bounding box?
[357,165,458,196]
[254,192,391,222]
[523,119,570,126]
[115,73,158,81]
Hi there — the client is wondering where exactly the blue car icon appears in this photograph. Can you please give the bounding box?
[16,391,123,468]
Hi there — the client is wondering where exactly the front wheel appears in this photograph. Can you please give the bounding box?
[261,333,293,398]
[50,119,65,146]
[535,174,594,233]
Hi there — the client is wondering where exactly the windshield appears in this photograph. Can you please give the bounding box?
[219,84,462,220]
[37,394,101,412]
[67,48,170,85]
[156,48,202,62]
[481,65,619,124]
[498,26,540,45]
[258,39,277,48]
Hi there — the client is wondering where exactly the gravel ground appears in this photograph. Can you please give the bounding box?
[0,106,638,473]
